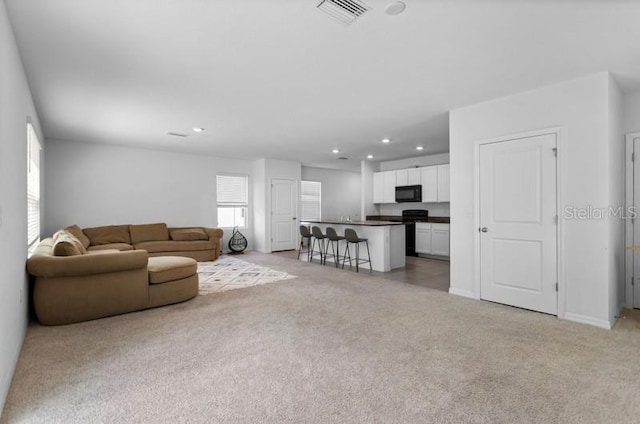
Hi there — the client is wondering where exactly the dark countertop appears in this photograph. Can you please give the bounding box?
[366,215,451,224]
[301,220,405,227]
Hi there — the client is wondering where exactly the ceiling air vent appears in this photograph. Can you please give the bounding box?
[317,0,371,25]
[167,132,188,138]
[338,157,349,160]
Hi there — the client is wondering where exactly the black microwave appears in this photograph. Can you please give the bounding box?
[395,185,422,203]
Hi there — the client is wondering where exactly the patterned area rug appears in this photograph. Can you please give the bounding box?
[197,255,297,295]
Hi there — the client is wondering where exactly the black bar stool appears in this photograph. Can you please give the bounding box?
[297,225,312,261]
[310,226,328,264]
[342,228,372,272]
[324,227,345,268]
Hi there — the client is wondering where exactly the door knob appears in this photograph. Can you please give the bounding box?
[480,227,488,233]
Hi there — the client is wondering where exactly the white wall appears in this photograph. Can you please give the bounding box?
[0,0,43,412]
[254,159,301,253]
[449,72,622,329]
[608,78,624,323]
[302,166,360,221]
[622,89,640,310]
[252,159,267,253]
[44,140,256,250]
[379,153,449,171]
[378,203,450,218]
[623,90,640,134]
[360,160,378,220]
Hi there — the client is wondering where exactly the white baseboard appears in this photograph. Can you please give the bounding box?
[563,312,613,330]
[448,287,478,299]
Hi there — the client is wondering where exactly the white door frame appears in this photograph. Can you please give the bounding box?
[473,127,565,319]
[624,132,640,309]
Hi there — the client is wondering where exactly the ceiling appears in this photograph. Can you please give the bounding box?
[5,0,640,170]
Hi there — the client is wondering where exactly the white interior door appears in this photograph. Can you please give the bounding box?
[479,133,558,315]
[633,138,640,308]
[271,178,297,252]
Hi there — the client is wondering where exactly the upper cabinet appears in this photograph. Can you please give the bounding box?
[382,170,397,203]
[396,168,421,186]
[437,164,450,202]
[373,170,397,204]
[372,164,450,204]
[420,166,438,203]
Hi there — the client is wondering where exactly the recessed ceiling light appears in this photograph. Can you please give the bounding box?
[332,149,340,154]
[367,154,374,159]
[382,138,391,144]
[193,127,204,132]
[416,146,424,151]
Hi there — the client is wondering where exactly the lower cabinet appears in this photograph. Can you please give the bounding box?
[415,223,450,257]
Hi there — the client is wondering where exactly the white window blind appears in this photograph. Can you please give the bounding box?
[300,181,321,221]
[217,175,248,205]
[27,123,41,250]
[217,174,249,228]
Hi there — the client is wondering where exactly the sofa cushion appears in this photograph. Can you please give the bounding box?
[64,225,91,249]
[52,230,87,256]
[84,225,131,245]
[86,249,121,255]
[134,240,214,253]
[170,228,209,241]
[130,223,170,244]
[87,243,134,252]
[147,256,197,284]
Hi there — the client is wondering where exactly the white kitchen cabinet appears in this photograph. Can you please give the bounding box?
[420,166,438,203]
[373,172,384,204]
[372,170,397,204]
[396,168,421,186]
[415,223,432,254]
[437,164,450,202]
[415,222,450,257]
[431,224,450,256]
[383,170,396,203]
[375,165,448,204]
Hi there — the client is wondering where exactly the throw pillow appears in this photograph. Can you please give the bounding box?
[52,230,86,256]
[129,223,170,243]
[64,224,91,249]
[170,228,209,241]
[83,225,131,245]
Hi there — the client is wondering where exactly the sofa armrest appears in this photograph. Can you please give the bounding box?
[204,228,223,240]
[27,250,149,278]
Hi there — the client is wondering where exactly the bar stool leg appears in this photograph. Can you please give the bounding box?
[297,235,305,260]
[310,237,318,263]
[324,240,332,267]
[342,242,351,269]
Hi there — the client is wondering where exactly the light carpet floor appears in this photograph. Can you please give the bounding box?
[2,252,640,423]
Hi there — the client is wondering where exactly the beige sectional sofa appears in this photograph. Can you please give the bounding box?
[81,223,223,262]
[27,223,223,325]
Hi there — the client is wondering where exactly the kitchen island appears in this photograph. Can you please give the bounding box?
[301,220,405,272]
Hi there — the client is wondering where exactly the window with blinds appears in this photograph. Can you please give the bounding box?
[217,174,249,228]
[300,181,321,221]
[27,123,41,251]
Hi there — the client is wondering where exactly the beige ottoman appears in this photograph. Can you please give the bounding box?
[147,256,199,308]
